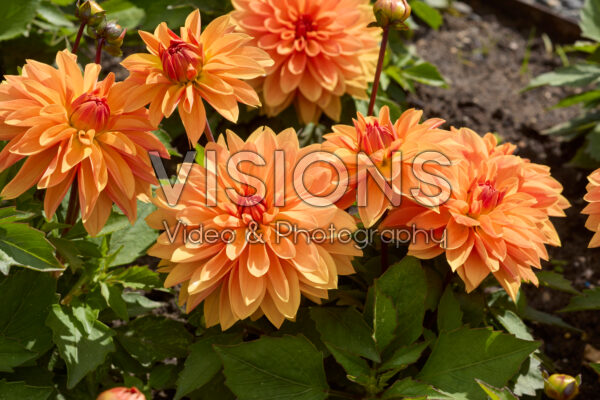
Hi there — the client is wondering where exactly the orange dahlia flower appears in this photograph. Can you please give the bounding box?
[381,128,569,300]
[0,50,168,236]
[231,0,380,123]
[583,168,600,247]
[322,106,461,228]
[121,10,273,145]
[147,127,361,329]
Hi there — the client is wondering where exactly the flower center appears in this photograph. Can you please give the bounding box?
[295,14,316,38]
[237,194,268,223]
[160,39,201,82]
[69,93,110,132]
[358,121,395,154]
[477,180,505,210]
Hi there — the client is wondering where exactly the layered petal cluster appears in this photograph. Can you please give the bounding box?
[121,10,273,144]
[0,50,168,236]
[381,128,569,300]
[583,168,600,247]
[231,0,380,123]
[147,127,361,329]
[322,106,461,227]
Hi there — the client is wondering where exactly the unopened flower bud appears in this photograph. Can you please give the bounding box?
[104,22,125,42]
[373,0,411,30]
[77,1,106,27]
[97,387,145,400]
[544,373,581,400]
[107,28,126,47]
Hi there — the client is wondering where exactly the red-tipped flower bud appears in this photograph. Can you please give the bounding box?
[544,373,581,400]
[373,0,411,30]
[104,21,125,43]
[97,387,146,400]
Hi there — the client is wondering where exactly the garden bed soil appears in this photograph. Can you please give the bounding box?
[407,8,600,397]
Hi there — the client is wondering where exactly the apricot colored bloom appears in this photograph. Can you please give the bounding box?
[97,387,145,400]
[147,127,361,329]
[0,50,168,236]
[231,0,380,123]
[322,106,460,228]
[381,128,569,300]
[583,168,600,247]
[121,10,273,144]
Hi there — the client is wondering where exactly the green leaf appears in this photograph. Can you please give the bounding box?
[373,289,398,352]
[590,363,600,376]
[310,307,380,362]
[195,144,205,166]
[476,380,518,400]
[382,378,454,399]
[527,63,600,89]
[0,380,52,400]
[116,315,193,365]
[437,288,463,332]
[403,63,448,88]
[0,222,63,272]
[560,287,600,312]
[520,303,581,332]
[122,292,163,317]
[581,0,600,42]
[149,364,178,390]
[104,202,159,267]
[175,334,241,400]
[46,304,115,389]
[0,0,41,41]
[543,111,600,140]
[37,3,74,28]
[554,90,600,108]
[513,354,544,397]
[112,266,161,290]
[411,1,443,29]
[100,282,129,320]
[325,345,372,387]
[380,340,430,371]
[375,257,427,347]
[216,335,329,400]
[417,328,540,399]
[0,269,56,367]
[494,310,533,341]
[0,338,37,373]
[102,0,145,30]
[536,271,580,295]
[130,0,194,31]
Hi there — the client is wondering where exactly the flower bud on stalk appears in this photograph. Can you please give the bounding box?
[76,1,106,27]
[97,387,146,400]
[543,372,581,400]
[372,0,411,30]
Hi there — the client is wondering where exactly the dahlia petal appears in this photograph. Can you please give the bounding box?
[83,192,112,237]
[248,243,270,277]
[55,50,83,95]
[44,169,76,219]
[179,91,206,145]
[239,261,266,305]
[185,9,202,39]
[1,148,55,199]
